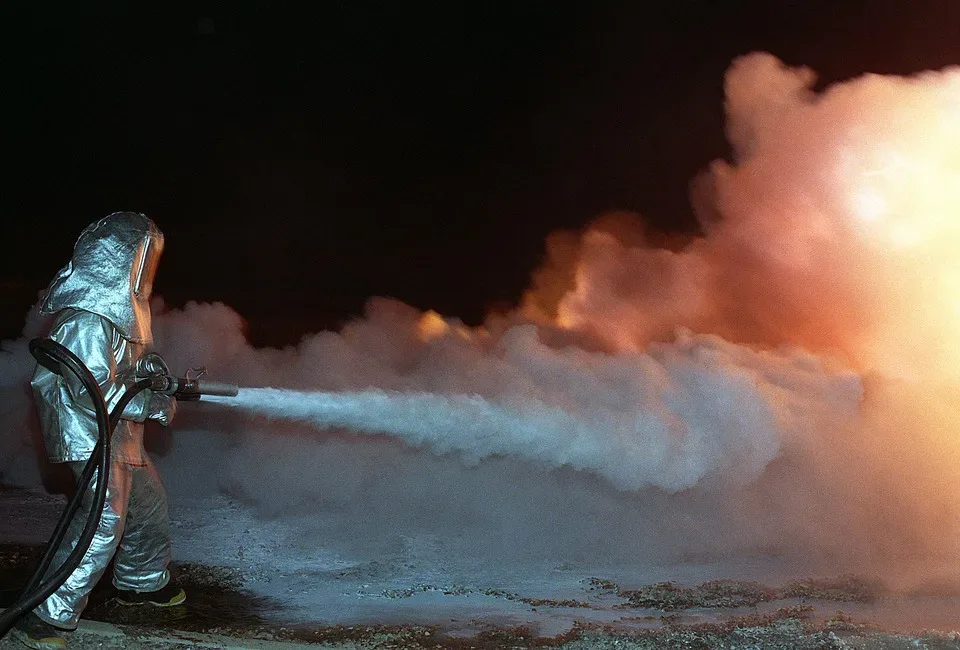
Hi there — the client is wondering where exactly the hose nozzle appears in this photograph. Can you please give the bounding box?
[180,379,240,399]
[147,367,239,401]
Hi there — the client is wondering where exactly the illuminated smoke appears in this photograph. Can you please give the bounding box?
[526,53,960,385]
[4,53,960,577]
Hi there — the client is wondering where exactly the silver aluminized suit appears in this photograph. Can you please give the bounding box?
[30,212,177,629]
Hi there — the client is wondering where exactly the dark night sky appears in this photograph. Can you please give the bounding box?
[3,1,960,345]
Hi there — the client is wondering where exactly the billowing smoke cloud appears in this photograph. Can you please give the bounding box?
[4,53,960,581]
[525,54,960,383]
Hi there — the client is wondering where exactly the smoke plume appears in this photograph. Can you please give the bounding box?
[4,53,960,581]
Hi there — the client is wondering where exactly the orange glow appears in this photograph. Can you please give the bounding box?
[417,310,451,342]
[525,57,960,385]
[417,310,475,343]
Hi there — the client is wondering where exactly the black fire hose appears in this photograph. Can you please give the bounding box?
[0,339,152,638]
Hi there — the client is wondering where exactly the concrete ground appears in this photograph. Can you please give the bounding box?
[0,618,331,650]
[1,614,960,650]
[2,487,959,649]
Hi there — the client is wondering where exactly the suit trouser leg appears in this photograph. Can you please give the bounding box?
[35,459,131,629]
[112,456,172,592]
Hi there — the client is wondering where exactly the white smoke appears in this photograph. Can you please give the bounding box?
[3,53,960,580]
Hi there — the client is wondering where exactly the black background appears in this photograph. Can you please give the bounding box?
[4,1,960,345]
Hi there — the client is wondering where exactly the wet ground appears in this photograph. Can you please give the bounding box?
[1,486,959,648]
[2,542,960,649]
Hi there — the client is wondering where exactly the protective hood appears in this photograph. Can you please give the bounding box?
[40,212,164,343]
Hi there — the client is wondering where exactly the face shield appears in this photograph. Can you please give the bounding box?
[133,232,164,299]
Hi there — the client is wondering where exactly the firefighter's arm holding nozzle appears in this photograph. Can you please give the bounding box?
[47,311,177,433]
